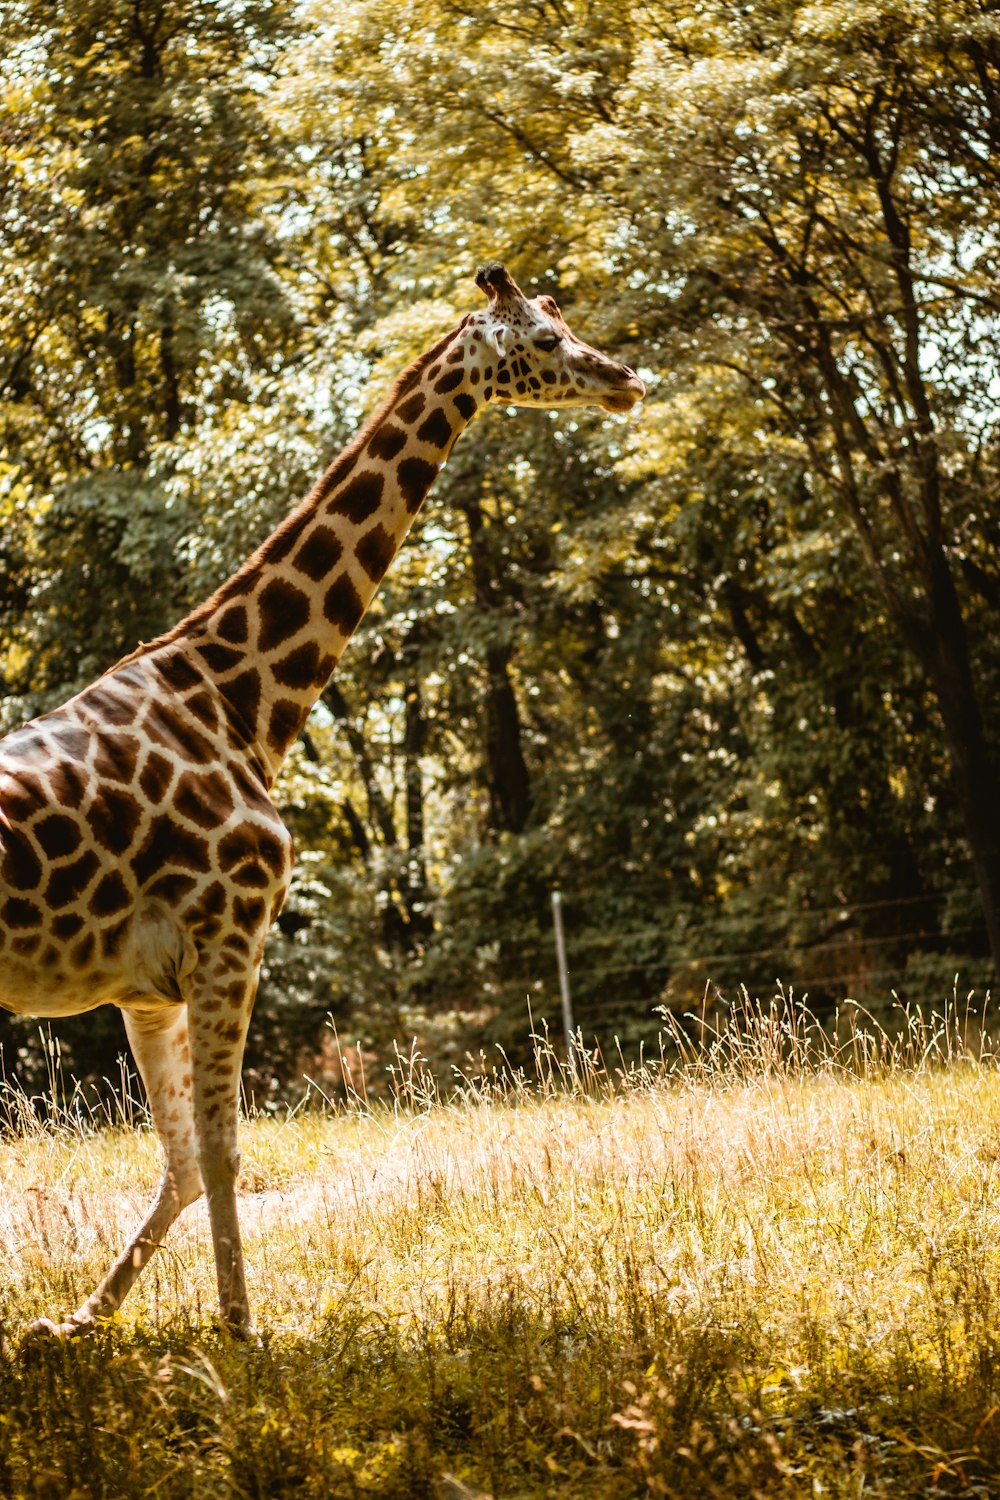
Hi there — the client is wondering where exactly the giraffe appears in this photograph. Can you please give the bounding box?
[0,262,644,1340]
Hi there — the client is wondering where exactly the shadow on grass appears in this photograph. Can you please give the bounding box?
[5,1307,1000,1499]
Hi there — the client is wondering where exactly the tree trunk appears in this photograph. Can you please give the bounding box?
[460,494,533,835]
[402,664,432,942]
[483,640,533,835]
[915,555,1000,977]
[321,681,411,952]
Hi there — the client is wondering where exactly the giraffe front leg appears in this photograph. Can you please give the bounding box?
[187,957,260,1339]
[22,1003,202,1343]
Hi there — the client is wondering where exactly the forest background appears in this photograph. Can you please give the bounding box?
[1,0,999,1103]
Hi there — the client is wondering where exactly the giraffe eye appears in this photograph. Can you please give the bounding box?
[536,336,562,352]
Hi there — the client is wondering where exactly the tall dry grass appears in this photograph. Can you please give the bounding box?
[0,988,999,1496]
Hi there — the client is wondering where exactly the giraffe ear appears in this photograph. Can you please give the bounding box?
[485,323,509,358]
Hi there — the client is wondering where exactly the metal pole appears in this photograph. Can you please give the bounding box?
[551,889,578,1083]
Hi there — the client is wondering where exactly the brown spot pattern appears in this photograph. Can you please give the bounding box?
[147,871,198,903]
[272,642,325,690]
[50,762,89,809]
[218,825,287,879]
[2,838,42,892]
[367,424,408,462]
[198,881,228,920]
[33,815,82,861]
[356,524,395,582]
[101,916,131,957]
[233,894,267,930]
[52,911,84,939]
[93,736,142,786]
[292,526,343,583]
[72,933,95,967]
[267,699,303,751]
[217,605,249,643]
[417,408,453,449]
[324,574,364,634]
[0,291,648,1340]
[1,775,45,823]
[45,850,100,908]
[3,896,41,928]
[396,392,426,423]
[139,751,175,804]
[332,472,384,525]
[230,861,272,890]
[397,457,439,513]
[257,577,311,653]
[197,642,244,675]
[434,369,464,394]
[146,708,214,764]
[86,790,143,856]
[156,654,203,693]
[223,669,262,733]
[176,769,236,829]
[132,817,210,885]
[314,448,359,503]
[50,725,90,761]
[92,871,130,918]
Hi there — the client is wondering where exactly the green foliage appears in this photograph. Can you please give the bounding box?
[2,0,999,1094]
[0,0,305,706]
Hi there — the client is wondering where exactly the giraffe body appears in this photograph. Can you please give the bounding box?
[0,651,290,1019]
[1,264,643,1339]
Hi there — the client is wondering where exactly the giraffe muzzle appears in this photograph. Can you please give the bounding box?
[600,367,646,414]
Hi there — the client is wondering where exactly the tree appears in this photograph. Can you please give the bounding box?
[591,0,1000,973]
[0,0,303,709]
[318,0,1000,979]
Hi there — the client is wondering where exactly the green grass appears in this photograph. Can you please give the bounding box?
[3,997,1000,1496]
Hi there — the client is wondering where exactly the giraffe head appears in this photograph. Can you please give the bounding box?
[469,262,645,414]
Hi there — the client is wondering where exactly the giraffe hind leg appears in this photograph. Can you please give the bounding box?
[22,1002,201,1342]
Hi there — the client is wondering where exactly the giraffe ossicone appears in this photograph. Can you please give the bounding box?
[0,264,644,1341]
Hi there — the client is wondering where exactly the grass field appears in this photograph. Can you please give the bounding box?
[2,997,1000,1497]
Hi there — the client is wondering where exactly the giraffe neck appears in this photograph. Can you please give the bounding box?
[153,323,491,782]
